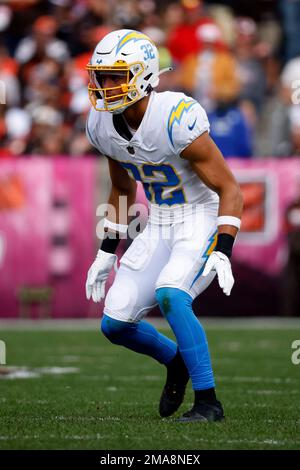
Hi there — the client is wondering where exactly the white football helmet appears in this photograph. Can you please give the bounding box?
[86,29,164,114]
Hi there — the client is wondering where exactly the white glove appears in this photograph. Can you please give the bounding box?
[202,251,234,296]
[85,250,118,303]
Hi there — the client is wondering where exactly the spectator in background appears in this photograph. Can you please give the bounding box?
[2,0,49,55]
[0,44,21,107]
[288,107,300,157]
[24,57,64,109]
[70,0,112,56]
[166,0,215,65]
[279,0,300,62]
[208,87,253,159]
[0,106,10,157]
[112,0,143,29]
[24,105,66,155]
[15,15,69,67]
[234,17,266,123]
[269,56,300,157]
[0,6,20,108]
[179,23,238,112]
[4,108,31,156]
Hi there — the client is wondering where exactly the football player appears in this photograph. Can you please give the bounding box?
[85,29,243,422]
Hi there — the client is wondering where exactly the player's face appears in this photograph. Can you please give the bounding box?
[96,72,128,101]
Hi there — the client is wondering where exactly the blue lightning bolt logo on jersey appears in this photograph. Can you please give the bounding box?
[167,98,196,147]
[115,31,154,55]
[190,230,218,288]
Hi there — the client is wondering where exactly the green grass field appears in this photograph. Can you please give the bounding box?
[0,320,300,450]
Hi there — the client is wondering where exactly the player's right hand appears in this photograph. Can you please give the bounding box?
[85,250,118,303]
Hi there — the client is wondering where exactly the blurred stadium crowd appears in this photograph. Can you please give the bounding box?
[0,0,300,158]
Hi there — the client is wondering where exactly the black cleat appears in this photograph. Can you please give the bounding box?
[159,351,189,418]
[178,400,225,423]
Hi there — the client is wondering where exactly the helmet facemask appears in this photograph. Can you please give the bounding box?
[86,61,146,114]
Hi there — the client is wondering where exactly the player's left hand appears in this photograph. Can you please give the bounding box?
[202,251,234,296]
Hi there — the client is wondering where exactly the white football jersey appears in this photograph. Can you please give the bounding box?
[86,91,219,222]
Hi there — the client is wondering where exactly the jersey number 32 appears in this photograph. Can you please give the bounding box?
[121,162,186,206]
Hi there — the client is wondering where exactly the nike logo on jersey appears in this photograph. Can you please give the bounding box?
[188,118,197,131]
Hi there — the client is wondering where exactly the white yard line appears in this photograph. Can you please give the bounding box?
[0,434,106,441]
[217,376,299,384]
[246,389,300,395]
[0,366,79,380]
[1,317,300,330]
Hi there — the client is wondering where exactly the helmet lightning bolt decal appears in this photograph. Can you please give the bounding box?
[115,31,154,55]
[167,99,196,147]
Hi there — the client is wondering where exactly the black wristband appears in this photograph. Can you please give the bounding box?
[101,237,120,254]
[100,229,123,254]
[215,233,235,259]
